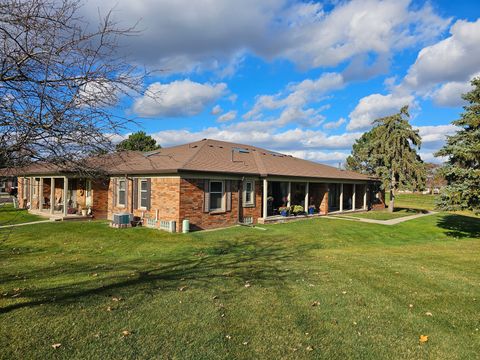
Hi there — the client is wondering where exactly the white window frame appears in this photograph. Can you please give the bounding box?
[117,178,126,207]
[243,179,255,207]
[85,180,92,207]
[138,179,148,210]
[209,180,225,212]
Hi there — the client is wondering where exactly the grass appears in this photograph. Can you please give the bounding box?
[0,203,47,226]
[1,208,479,359]
[387,193,437,211]
[344,208,424,221]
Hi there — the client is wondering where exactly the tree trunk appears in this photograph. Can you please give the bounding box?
[388,171,395,213]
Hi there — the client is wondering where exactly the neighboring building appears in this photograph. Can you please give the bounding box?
[0,176,17,194]
[14,139,385,231]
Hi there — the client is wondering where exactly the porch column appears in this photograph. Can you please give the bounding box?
[352,184,356,211]
[63,177,68,216]
[39,178,44,211]
[287,182,291,207]
[29,177,34,209]
[363,184,367,210]
[50,177,55,214]
[262,178,268,219]
[305,182,309,212]
[339,183,344,212]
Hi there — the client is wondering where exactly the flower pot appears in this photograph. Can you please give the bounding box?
[280,210,288,217]
[81,209,87,216]
[308,208,315,215]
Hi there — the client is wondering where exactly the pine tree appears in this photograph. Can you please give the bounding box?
[116,131,161,152]
[435,77,480,214]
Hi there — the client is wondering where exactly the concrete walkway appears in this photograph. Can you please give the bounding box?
[0,220,52,229]
[326,211,437,225]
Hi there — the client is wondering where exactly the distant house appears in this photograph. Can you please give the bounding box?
[0,176,17,194]
[14,139,385,231]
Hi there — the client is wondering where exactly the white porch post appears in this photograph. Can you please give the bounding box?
[63,177,68,216]
[50,177,55,214]
[352,184,356,211]
[363,184,367,210]
[287,182,291,207]
[305,182,309,212]
[39,178,44,211]
[29,177,34,209]
[339,183,344,212]
[262,178,268,219]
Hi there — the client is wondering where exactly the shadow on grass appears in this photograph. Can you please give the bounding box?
[394,207,429,214]
[437,214,480,238]
[0,237,308,314]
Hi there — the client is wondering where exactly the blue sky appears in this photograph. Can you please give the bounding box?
[84,0,480,164]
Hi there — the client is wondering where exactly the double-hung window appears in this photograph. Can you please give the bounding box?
[139,179,148,209]
[209,180,224,211]
[243,180,255,207]
[117,179,126,207]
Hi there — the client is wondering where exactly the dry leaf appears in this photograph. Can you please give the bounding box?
[51,343,61,349]
[419,335,429,343]
[244,283,251,288]
[92,273,98,277]
[409,304,414,308]
[111,297,122,302]
[425,312,433,316]
[342,291,347,295]
[212,295,219,300]
[121,330,131,337]
[306,346,314,351]
[225,335,232,340]
[106,306,112,312]
[179,286,187,292]
[311,301,320,306]
[242,341,248,345]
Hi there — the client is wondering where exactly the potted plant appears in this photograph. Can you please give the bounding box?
[291,205,304,216]
[81,207,88,216]
[279,206,289,217]
[308,205,315,215]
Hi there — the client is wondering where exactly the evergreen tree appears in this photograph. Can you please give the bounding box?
[116,131,161,152]
[435,77,480,214]
[346,106,426,212]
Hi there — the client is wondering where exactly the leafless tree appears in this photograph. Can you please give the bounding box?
[0,0,143,171]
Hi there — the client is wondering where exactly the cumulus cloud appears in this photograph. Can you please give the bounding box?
[217,110,237,123]
[430,80,473,107]
[323,118,346,130]
[416,124,457,148]
[403,19,480,90]
[81,0,449,75]
[132,80,227,117]
[211,105,223,115]
[347,93,414,131]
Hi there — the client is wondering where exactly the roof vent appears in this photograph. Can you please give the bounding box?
[233,147,250,154]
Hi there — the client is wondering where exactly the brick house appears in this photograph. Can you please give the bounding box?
[15,139,385,231]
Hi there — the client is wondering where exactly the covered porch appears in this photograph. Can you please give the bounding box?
[259,178,369,222]
[24,176,93,218]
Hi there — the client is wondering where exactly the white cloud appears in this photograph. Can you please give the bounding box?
[211,105,223,115]
[81,0,449,75]
[347,93,414,131]
[430,80,473,107]
[132,80,227,117]
[404,19,480,90]
[323,118,346,130]
[217,110,237,123]
[416,124,457,148]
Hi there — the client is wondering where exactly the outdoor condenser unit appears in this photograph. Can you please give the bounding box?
[113,213,132,226]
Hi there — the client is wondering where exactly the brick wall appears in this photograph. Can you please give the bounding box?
[309,183,328,214]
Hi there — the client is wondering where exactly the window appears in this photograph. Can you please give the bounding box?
[139,179,148,209]
[209,180,224,211]
[117,179,126,206]
[243,180,255,206]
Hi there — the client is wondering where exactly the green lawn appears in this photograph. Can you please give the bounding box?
[344,208,424,221]
[387,193,437,211]
[0,204,47,226]
[1,212,479,359]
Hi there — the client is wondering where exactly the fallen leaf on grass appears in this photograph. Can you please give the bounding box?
[225,335,232,340]
[121,330,131,338]
[106,306,112,312]
[242,341,248,345]
[311,301,320,307]
[91,273,98,277]
[306,346,314,351]
[111,297,122,302]
[419,335,429,343]
[425,312,433,316]
[409,304,414,308]
[51,343,61,349]
[244,282,251,288]
[179,286,187,292]
[212,295,219,300]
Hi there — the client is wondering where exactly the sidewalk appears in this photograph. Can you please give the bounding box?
[326,211,437,225]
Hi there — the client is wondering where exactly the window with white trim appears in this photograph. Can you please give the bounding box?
[209,180,224,211]
[117,179,126,206]
[243,180,255,206]
[139,179,148,209]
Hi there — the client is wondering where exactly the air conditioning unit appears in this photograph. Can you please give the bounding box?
[159,220,176,233]
[112,213,132,227]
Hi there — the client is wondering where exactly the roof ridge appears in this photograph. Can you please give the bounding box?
[180,139,211,169]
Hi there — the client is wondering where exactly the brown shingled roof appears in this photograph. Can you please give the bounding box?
[10,139,375,181]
